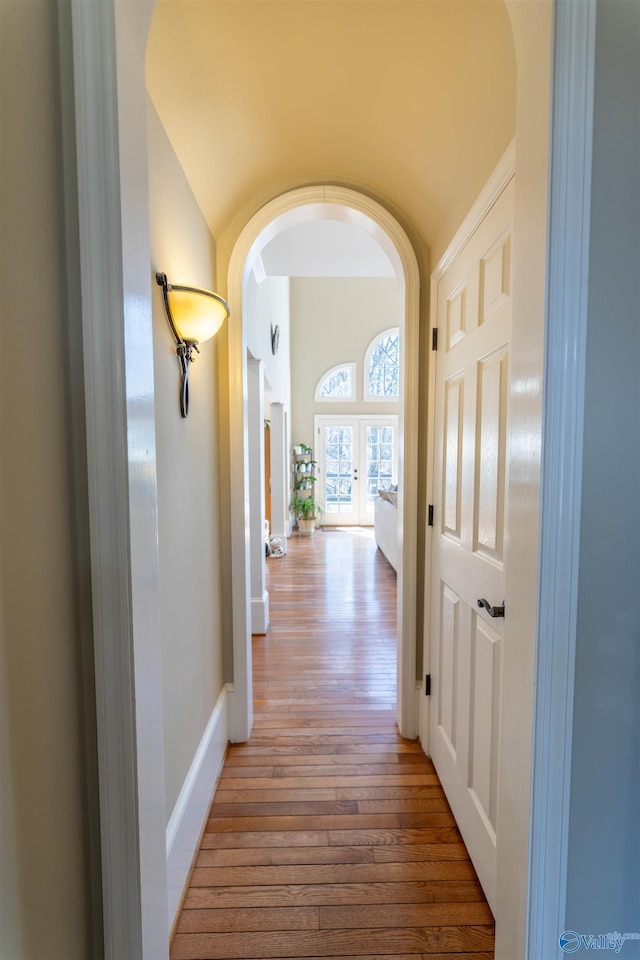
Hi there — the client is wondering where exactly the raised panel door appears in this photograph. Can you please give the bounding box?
[429,179,513,914]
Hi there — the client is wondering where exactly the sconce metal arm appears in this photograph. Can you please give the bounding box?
[156,272,182,346]
[176,341,197,419]
[156,271,196,419]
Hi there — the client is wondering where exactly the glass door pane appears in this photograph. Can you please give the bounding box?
[315,417,398,525]
[323,424,355,519]
[362,422,396,519]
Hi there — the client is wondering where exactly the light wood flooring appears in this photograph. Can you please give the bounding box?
[171,527,494,960]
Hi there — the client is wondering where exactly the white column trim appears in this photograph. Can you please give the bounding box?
[247,358,269,636]
[527,2,596,957]
[269,402,288,552]
[251,594,271,636]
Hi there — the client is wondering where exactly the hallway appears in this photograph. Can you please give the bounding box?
[171,529,494,959]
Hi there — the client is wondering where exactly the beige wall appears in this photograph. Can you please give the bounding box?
[290,278,402,447]
[147,102,225,818]
[0,1,92,955]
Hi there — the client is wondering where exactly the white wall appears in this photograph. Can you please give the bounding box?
[244,273,291,407]
[290,277,402,448]
[0,2,93,954]
[147,102,225,819]
[243,272,291,582]
[566,0,640,946]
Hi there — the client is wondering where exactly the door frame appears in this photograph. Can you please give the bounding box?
[61,2,169,956]
[226,187,422,742]
[315,414,399,525]
[526,2,596,956]
[63,1,597,955]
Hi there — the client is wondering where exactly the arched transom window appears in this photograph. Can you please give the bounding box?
[365,328,400,399]
[315,363,356,402]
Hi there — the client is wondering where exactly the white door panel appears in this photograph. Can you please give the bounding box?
[429,179,513,914]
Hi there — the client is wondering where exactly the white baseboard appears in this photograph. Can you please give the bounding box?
[251,590,270,635]
[166,684,230,928]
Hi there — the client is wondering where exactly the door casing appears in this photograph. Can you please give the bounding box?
[227,188,422,745]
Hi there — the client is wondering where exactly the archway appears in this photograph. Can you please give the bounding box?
[226,187,421,743]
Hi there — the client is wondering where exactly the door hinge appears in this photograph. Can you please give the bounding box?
[432,328,438,351]
[425,674,431,696]
[428,504,434,526]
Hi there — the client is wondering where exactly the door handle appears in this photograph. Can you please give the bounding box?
[477,598,505,618]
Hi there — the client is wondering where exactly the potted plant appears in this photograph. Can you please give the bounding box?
[290,493,322,536]
[294,476,316,491]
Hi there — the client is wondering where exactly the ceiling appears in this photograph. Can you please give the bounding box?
[146,1,516,261]
[257,219,395,278]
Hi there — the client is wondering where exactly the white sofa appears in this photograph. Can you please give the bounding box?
[374,490,398,571]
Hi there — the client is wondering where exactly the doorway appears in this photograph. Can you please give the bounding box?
[316,415,398,526]
[227,187,422,744]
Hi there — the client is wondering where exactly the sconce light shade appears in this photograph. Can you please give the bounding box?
[156,272,230,418]
[165,285,229,345]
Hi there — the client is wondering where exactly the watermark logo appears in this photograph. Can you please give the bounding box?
[559,931,640,955]
[559,932,582,954]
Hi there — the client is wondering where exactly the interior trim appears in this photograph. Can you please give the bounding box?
[527,3,596,956]
[166,685,230,929]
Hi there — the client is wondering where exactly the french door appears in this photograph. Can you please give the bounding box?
[315,416,398,526]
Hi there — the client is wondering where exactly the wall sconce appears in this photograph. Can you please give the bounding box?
[156,272,230,418]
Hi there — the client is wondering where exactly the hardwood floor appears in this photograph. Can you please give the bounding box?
[171,528,494,960]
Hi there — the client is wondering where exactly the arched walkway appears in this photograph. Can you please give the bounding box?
[225,187,422,745]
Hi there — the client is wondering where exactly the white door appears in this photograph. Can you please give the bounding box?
[428,180,513,913]
[316,417,397,525]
